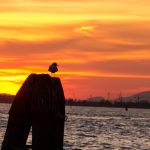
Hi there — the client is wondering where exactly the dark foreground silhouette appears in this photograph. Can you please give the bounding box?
[1,74,65,150]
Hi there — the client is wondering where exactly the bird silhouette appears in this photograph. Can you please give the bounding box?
[48,62,58,77]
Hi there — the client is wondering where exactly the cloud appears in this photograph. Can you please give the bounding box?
[0,21,149,52]
[60,59,150,78]
[0,21,150,71]
[0,0,150,22]
[75,26,94,35]
[62,75,150,99]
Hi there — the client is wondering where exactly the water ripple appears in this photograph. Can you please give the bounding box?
[0,105,150,150]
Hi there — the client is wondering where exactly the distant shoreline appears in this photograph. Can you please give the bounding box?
[65,103,150,109]
[0,91,150,109]
[0,101,149,109]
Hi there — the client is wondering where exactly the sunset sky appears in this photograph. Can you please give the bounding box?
[0,0,150,99]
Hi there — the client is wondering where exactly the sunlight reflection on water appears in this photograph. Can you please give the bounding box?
[0,104,150,149]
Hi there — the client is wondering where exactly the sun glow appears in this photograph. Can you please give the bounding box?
[0,81,21,95]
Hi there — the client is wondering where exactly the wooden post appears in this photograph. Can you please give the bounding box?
[1,74,65,150]
[31,74,65,150]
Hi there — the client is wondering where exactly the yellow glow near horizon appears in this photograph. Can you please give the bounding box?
[1,70,150,96]
[0,69,29,94]
[0,81,21,95]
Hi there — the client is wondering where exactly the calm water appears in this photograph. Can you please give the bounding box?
[0,104,150,150]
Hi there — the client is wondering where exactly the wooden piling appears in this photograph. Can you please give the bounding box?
[31,74,65,150]
[1,74,65,150]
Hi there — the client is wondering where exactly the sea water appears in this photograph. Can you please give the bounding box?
[0,104,150,150]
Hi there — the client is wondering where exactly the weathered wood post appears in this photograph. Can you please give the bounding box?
[1,74,37,150]
[31,74,65,150]
[1,74,65,150]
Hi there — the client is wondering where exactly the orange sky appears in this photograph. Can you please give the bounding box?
[0,0,150,99]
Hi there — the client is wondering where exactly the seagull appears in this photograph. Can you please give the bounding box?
[48,62,58,76]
